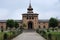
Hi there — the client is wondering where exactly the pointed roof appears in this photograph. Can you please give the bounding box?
[27,3,33,10]
[27,0,33,13]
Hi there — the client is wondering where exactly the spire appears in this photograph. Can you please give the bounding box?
[27,0,33,13]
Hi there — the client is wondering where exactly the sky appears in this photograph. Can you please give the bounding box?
[0,0,60,20]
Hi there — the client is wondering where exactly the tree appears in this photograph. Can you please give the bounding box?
[58,26,60,28]
[49,17,58,31]
[23,23,26,27]
[14,21,19,29]
[4,33,8,40]
[22,23,26,29]
[6,19,15,40]
[6,19,14,30]
[48,33,52,40]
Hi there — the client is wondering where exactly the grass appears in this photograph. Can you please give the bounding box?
[0,32,4,40]
[0,31,16,40]
[0,31,14,40]
[0,29,22,40]
[50,32,60,40]
[37,29,60,40]
[45,30,60,40]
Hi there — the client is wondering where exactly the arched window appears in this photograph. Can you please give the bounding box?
[43,26,45,28]
[1,26,3,29]
[27,17,28,19]
[39,26,41,28]
[1,26,3,32]
[29,17,31,19]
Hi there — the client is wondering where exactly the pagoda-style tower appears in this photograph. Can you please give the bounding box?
[22,1,39,30]
[27,3,33,13]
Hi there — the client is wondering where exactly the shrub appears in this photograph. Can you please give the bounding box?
[36,29,39,33]
[47,29,50,32]
[41,30,46,37]
[48,33,52,40]
[4,33,8,40]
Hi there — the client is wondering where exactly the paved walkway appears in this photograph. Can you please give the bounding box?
[12,31,46,40]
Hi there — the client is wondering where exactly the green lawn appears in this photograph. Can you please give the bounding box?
[49,32,60,40]
[0,32,4,40]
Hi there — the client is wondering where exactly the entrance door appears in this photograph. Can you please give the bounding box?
[28,21,33,29]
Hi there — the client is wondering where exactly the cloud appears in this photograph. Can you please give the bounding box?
[39,11,60,19]
[8,8,26,20]
[0,8,9,20]
[0,0,60,20]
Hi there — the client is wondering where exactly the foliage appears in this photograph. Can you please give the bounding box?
[6,19,15,29]
[47,29,49,32]
[36,29,39,33]
[36,28,60,40]
[0,29,22,40]
[23,23,26,27]
[14,21,19,28]
[49,17,58,28]
[58,26,60,28]
[0,32,4,40]
[4,33,8,40]
[48,33,52,40]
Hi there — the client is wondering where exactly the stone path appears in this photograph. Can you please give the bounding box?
[12,31,46,40]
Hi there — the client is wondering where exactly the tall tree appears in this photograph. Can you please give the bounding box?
[6,19,14,30]
[6,19,15,40]
[14,21,19,29]
[49,17,58,28]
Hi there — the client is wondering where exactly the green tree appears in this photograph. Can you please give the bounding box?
[6,19,14,30]
[6,19,15,40]
[23,23,26,27]
[49,17,58,31]
[14,21,19,29]
[22,23,26,29]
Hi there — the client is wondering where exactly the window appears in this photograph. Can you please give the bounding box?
[29,17,31,19]
[32,17,34,19]
[39,26,41,28]
[27,16,31,19]
[43,26,45,28]
[27,17,28,19]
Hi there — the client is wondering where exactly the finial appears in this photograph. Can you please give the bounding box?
[27,0,33,13]
[29,0,31,8]
[30,0,31,4]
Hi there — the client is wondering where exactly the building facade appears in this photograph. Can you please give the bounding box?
[0,3,60,30]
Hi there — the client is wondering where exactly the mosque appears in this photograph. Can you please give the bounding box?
[0,2,60,30]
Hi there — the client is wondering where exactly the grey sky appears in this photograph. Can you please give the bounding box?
[0,0,60,20]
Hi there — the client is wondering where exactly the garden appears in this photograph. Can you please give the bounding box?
[36,17,60,40]
[36,28,60,40]
[0,29,22,40]
[0,19,23,40]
